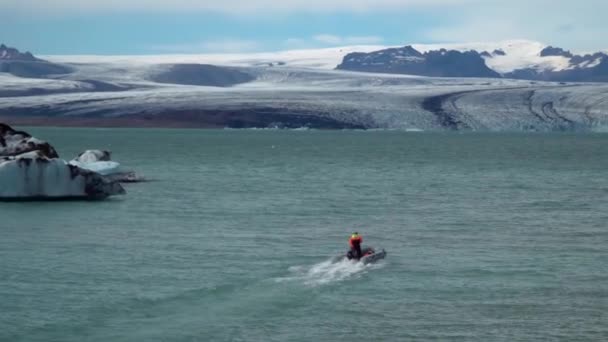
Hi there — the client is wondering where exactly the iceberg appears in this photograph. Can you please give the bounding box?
[72,149,111,163]
[70,150,143,183]
[0,152,125,200]
[0,124,125,200]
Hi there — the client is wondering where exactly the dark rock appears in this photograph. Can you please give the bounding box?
[337,44,608,83]
[540,46,573,58]
[337,46,500,78]
[570,52,607,65]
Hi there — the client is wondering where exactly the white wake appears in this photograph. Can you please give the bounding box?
[276,258,384,287]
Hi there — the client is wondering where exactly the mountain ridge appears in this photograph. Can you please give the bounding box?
[337,41,608,82]
[0,44,73,78]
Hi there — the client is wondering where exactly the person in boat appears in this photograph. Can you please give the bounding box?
[349,232,363,260]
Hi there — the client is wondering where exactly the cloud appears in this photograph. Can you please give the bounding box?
[423,0,608,51]
[150,39,261,53]
[313,34,384,45]
[148,34,383,53]
[283,38,307,48]
[4,0,471,14]
[5,0,608,52]
[313,34,343,45]
[281,35,385,50]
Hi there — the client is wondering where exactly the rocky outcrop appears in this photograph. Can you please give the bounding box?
[540,46,573,58]
[337,46,500,78]
[337,44,608,83]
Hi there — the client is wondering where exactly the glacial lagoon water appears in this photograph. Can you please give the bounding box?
[1,128,607,341]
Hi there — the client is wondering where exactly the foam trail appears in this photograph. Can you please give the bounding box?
[277,258,383,287]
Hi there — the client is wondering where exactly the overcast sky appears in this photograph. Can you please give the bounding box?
[1,0,606,54]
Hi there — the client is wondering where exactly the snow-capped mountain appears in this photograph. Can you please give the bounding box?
[336,46,501,78]
[337,40,608,82]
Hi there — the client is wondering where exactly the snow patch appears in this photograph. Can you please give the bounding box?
[413,40,571,73]
[42,45,387,70]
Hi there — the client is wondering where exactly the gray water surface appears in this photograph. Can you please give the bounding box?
[2,129,608,341]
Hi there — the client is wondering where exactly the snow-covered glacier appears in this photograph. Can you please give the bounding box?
[0,41,607,131]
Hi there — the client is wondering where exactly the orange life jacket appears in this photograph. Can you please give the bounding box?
[349,235,362,248]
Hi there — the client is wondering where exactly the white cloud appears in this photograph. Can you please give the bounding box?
[282,35,385,50]
[3,0,472,14]
[313,34,384,45]
[423,0,608,51]
[313,34,343,45]
[149,35,384,53]
[344,36,384,44]
[283,38,307,48]
[4,0,608,51]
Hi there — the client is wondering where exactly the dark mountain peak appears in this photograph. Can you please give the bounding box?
[569,52,608,67]
[0,44,74,78]
[401,45,424,56]
[540,46,573,58]
[425,49,477,57]
[0,44,40,61]
[480,51,492,58]
[492,49,506,56]
[337,46,499,78]
[377,45,423,58]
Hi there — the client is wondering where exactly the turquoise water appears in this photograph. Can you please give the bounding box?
[2,128,608,341]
